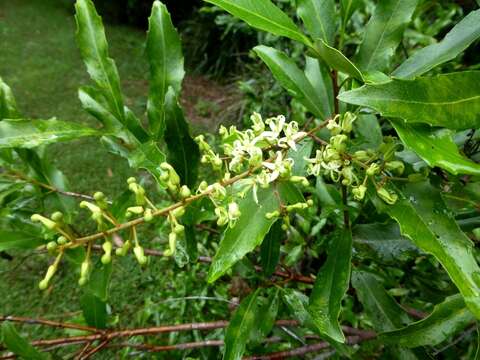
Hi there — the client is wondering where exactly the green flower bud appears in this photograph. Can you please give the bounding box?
[286,202,309,212]
[174,224,185,234]
[51,211,63,222]
[198,181,208,193]
[366,163,380,176]
[127,177,136,184]
[353,150,370,162]
[290,176,309,187]
[385,161,405,176]
[31,214,57,230]
[39,265,56,290]
[281,223,289,231]
[134,246,148,265]
[115,240,131,256]
[171,206,185,218]
[377,187,398,205]
[80,260,90,279]
[46,241,57,252]
[101,254,112,265]
[38,279,49,290]
[341,112,356,133]
[179,185,191,199]
[126,206,144,218]
[78,277,87,286]
[352,185,367,201]
[94,192,108,209]
[330,134,348,153]
[307,199,314,206]
[265,210,280,220]
[57,236,68,245]
[143,208,153,222]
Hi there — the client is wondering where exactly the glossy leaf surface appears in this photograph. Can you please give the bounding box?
[314,40,363,80]
[204,0,311,46]
[254,45,329,119]
[393,10,480,79]
[374,182,480,318]
[1,323,48,360]
[0,119,101,149]
[392,119,480,176]
[381,294,475,348]
[338,72,480,130]
[308,229,352,343]
[147,1,185,138]
[356,0,418,72]
[297,0,336,45]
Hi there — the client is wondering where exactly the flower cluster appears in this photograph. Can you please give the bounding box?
[306,113,404,204]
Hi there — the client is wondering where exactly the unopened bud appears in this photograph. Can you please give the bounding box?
[385,161,405,176]
[51,211,63,222]
[366,163,380,176]
[265,211,280,220]
[31,214,57,230]
[143,208,153,222]
[179,185,191,199]
[134,246,148,265]
[377,187,398,205]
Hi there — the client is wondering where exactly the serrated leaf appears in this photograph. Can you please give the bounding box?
[223,289,261,360]
[393,10,480,79]
[338,72,480,130]
[308,229,352,343]
[147,1,185,139]
[1,323,48,360]
[0,119,101,149]
[204,0,311,46]
[356,0,418,72]
[391,120,480,176]
[260,220,282,277]
[381,294,475,348]
[80,293,107,329]
[314,40,363,80]
[352,222,420,264]
[305,57,334,117]
[254,46,329,120]
[0,77,20,120]
[373,181,480,319]
[164,88,200,187]
[208,183,296,283]
[297,0,336,45]
[75,0,125,122]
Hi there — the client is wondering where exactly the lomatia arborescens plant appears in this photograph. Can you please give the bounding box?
[1,0,480,359]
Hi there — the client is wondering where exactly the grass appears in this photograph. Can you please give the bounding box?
[0,1,229,358]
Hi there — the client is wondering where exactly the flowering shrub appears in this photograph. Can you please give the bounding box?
[1,0,480,358]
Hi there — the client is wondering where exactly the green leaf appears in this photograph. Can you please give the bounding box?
[86,262,112,302]
[314,40,363,80]
[393,10,480,79]
[254,45,329,119]
[340,0,362,27]
[147,1,185,139]
[282,288,315,326]
[204,0,311,46]
[250,288,280,344]
[352,270,410,332]
[352,222,419,264]
[0,230,44,252]
[126,140,166,184]
[381,294,475,348]
[78,86,123,133]
[391,119,480,176]
[0,77,20,119]
[338,72,480,130]
[1,323,48,360]
[208,183,295,283]
[374,181,480,319]
[289,138,314,176]
[164,88,200,188]
[356,0,418,72]
[80,293,107,329]
[305,57,334,118]
[308,229,352,343]
[260,220,282,277]
[75,0,125,122]
[0,119,101,149]
[351,114,383,150]
[297,0,336,45]
[223,289,261,360]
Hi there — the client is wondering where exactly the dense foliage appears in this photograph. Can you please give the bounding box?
[1,0,480,359]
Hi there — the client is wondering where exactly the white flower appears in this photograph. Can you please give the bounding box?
[278,121,306,150]
[262,115,286,142]
[262,151,292,182]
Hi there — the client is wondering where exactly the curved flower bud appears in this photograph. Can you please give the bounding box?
[377,187,398,205]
